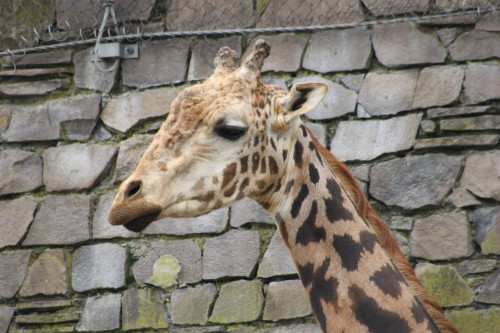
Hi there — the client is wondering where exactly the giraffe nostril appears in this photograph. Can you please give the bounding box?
[125,181,142,199]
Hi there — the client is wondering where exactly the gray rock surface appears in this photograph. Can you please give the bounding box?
[448,188,481,208]
[263,280,312,321]
[293,76,357,120]
[340,74,365,91]
[440,115,500,131]
[93,192,139,239]
[101,87,181,133]
[427,105,490,118]
[113,134,154,183]
[303,27,371,73]
[0,250,31,299]
[171,284,217,325]
[0,79,63,96]
[42,143,116,191]
[74,48,118,93]
[0,105,60,142]
[122,39,190,88]
[372,22,446,67]
[413,66,464,109]
[458,259,497,275]
[304,122,327,147]
[461,151,500,201]
[463,63,500,104]
[245,34,307,73]
[0,197,37,249]
[389,216,414,231]
[470,206,500,255]
[121,288,168,330]
[143,207,228,235]
[257,232,297,278]
[133,240,202,286]
[189,37,242,81]
[476,269,500,304]
[476,11,500,31]
[437,28,457,46]
[370,154,462,209]
[231,198,274,227]
[19,249,67,297]
[449,30,500,61]
[209,280,264,323]
[410,212,473,260]
[270,324,320,333]
[77,293,121,332]
[330,113,421,161]
[72,243,126,292]
[358,71,418,116]
[4,50,73,67]
[0,150,42,196]
[0,306,14,333]
[414,134,500,150]
[362,0,428,15]
[203,230,260,280]
[23,195,91,246]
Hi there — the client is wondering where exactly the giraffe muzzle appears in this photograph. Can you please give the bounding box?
[108,200,162,232]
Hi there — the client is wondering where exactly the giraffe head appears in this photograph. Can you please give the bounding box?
[109,40,327,232]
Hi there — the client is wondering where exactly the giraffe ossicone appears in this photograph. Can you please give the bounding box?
[109,40,457,333]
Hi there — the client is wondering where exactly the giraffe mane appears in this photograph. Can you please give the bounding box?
[306,128,457,333]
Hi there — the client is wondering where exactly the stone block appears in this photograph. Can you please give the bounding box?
[42,143,117,192]
[0,104,60,142]
[0,250,31,299]
[14,312,79,325]
[56,0,156,30]
[461,151,500,201]
[476,269,500,304]
[263,280,312,321]
[447,307,500,333]
[101,87,181,133]
[358,71,418,116]
[471,206,500,255]
[0,306,14,333]
[77,293,121,332]
[413,134,500,150]
[340,74,365,91]
[0,67,72,77]
[114,134,154,183]
[372,22,446,67]
[389,216,413,231]
[203,230,260,280]
[133,240,202,286]
[427,105,490,118]
[188,36,242,81]
[16,300,72,312]
[23,194,91,246]
[231,198,274,227]
[293,76,357,120]
[74,48,118,93]
[257,0,364,27]
[171,284,217,325]
[410,212,473,260]
[330,113,421,162]
[209,280,264,323]
[3,50,73,67]
[369,154,462,210]
[437,28,457,46]
[0,197,37,249]
[463,63,500,104]
[48,95,101,141]
[257,232,297,278]
[122,39,190,88]
[121,289,168,331]
[440,115,500,131]
[458,259,497,275]
[19,249,67,297]
[143,207,228,235]
[93,192,139,239]
[0,150,42,196]
[244,34,307,73]
[420,120,436,134]
[448,188,481,208]
[167,0,254,31]
[449,30,500,61]
[476,11,500,31]
[0,79,63,96]
[72,243,126,292]
[361,0,428,15]
[270,324,321,333]
[304,123,327,147]
[415,263,473,307]
[303,27,371,73]
[413,65,464,109]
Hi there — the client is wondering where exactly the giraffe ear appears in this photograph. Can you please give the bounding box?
[274,82,327,131]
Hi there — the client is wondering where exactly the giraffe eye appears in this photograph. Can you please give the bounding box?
[214,125,247,141]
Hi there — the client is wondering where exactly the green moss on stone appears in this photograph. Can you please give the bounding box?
[151,255,180,288]
[481,223,500,254]
[447,307,500,333]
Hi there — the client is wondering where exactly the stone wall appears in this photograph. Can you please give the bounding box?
[1,9,500,333]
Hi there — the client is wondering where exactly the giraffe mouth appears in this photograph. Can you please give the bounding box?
[109,201,162,232]
[123,211,161,232]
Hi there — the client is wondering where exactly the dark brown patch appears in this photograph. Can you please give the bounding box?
[268,156,279,174]
[308,141,323,166]
[194,191,215,202]
[332,233,365,272]
[293,141,303,166]
[324,178,353,223]
[309,163,319,184]
[270,137,277,151]
[261,157,267,173]
[224,182,238,197]
[256,180,267,190]
[291,184,309,218]
[221,163,237,189]
[252,152,260,174]
[369,264,404,299]
[254,136,259,147]
[282,149,288,161]
[284,179,295,194]
[300,124,308,137]
[348,285,411,333]
[296,201,326,246]
[240,156,249,173]
[259,97,265,109]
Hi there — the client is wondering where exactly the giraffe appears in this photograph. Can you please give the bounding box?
[109,40,457,333]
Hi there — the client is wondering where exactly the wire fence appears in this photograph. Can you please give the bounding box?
[0,0,498,58]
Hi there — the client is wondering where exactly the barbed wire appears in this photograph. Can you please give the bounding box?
[0,0,498,59]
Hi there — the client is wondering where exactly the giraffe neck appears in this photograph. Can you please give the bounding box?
[258,125,444,333]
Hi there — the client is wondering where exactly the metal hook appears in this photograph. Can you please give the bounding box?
[93,2,120,72]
